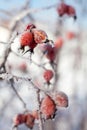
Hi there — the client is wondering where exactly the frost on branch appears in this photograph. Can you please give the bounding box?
[0,23,68,130]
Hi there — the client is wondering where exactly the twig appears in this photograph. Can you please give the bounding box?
[9,78,27,109]
[31,59,47,70]
[0,9,13,16]
[0,41,7,44]
[10,50,47,70]
[52,50,60,91]
[0,89,20,117]
[10,3,57,30]
[21,0,30,10]
[0,72,49,95]
[11,125,18,130]
[37,89,43,130]
[0,32,17,72]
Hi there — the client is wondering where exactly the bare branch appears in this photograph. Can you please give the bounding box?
[10,3,57,30]
[37,89,44,130]
[9,78,27,109]
[0,32,17,72]
[0,9,13,16]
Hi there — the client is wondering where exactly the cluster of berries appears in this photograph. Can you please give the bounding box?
[57,2,77,19]
[19,24,49,53]
[13,91,68,129]
[13,111,38,129]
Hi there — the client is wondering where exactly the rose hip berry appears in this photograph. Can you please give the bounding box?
[43,69,54,83]
[54,37,63,49]
[57,2,76,19]
[13,114,26,126]
[67,5,77,19]
[19,62,27,72]
[66,31,75,40]
[53,91,68,108]
[20,31,34,48]
[41,95,56,119]
[41,44,56,61]
[32,29,48,44]
[32,110,39,119]
[25,113,35,129]
[57,2,68,17]
[20,31,37,52]
[46,47,56,62]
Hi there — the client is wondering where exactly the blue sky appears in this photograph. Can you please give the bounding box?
[0,0,87,28]
[0,0,57,20]
[0,0,57,9]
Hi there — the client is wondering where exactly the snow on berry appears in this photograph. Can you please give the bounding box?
[41,95,56,119]
[43,69,54,82]
[32,29,48,44]
[53,91,68,108]
[41,44,57,61]
[19,62,27,72]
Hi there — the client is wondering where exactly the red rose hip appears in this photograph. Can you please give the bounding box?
[32,29,48,44]
[41,95,56,119]
[43,69,54,82]
[20,31,34,47]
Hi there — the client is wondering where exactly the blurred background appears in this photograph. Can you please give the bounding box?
[0,0,87,130]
